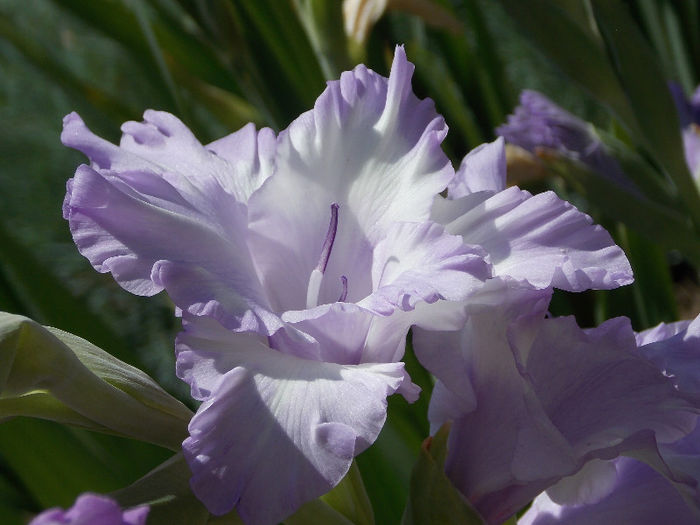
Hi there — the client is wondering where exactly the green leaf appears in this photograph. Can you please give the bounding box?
[495,0,636,127]
[407,41,485,148]
[124,0,184,116]
[401,423,484,525]
[292,0,352,80]
[594,128,677,208]
[0,418,126,508]
[591,0,700,231]
[50,0,178,112]
[234,0,325,109]
[0,14,135,122]
[284,500,355,525]
[0,223,142,369]
[0,312,191,450]
[594,226,678,329]
[50,0,247,129]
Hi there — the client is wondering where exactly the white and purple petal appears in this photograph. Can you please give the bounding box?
[247,46,453,313]
[359,221,491,315]
[433,186,633,291]
[62,113,276,332]
[177,316,407,524]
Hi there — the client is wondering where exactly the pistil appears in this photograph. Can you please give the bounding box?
[306,203,340,309]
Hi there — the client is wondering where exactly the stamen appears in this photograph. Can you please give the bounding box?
[306,203,340,309]
[316,203,339,273]
[306,268,323,309]
[338,275,348,302]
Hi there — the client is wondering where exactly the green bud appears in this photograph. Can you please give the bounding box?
[0,312,191,450]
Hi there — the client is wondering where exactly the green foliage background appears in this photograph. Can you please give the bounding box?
[1,0,699,523]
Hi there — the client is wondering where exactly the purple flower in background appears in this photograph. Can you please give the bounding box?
[61,46,491,524]
[670,83,700,179]
[30,493,148,525]
[520,316,700,525]
[413,280,699,524]
[496,90,632,189]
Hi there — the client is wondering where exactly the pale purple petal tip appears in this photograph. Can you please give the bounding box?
[449,137,507,198]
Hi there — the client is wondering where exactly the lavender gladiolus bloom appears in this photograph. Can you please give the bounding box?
[414,280,698,524]
[496,90,632,189]
[61,45,633,524]
[520,316,700,525]
[30,493,148,525]
[61,46,493,524]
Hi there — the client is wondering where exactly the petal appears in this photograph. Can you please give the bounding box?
[206,124,276,201]
[280,302,407,365]
[519,316,697,455]
[62,112,152,173]
[414,278,551,410]
[247,46,452,310]
[30,493,148,525]
[358,221,491,315]
[120,111,275,203]
[496,90,594,155]
[419,281,697,523]
[152,260,280,334]
[178,319,406,523]
[545,459,619,506]
[520,459,698,525]
[178,308,418,400]
[436,186,633,291]
[63,115,273,330]
[447,137,506,198]
[638,315,700,395]
[636,319,692,346]
[426,379,476,434]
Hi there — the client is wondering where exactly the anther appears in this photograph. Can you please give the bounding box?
[338,275,348,302]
